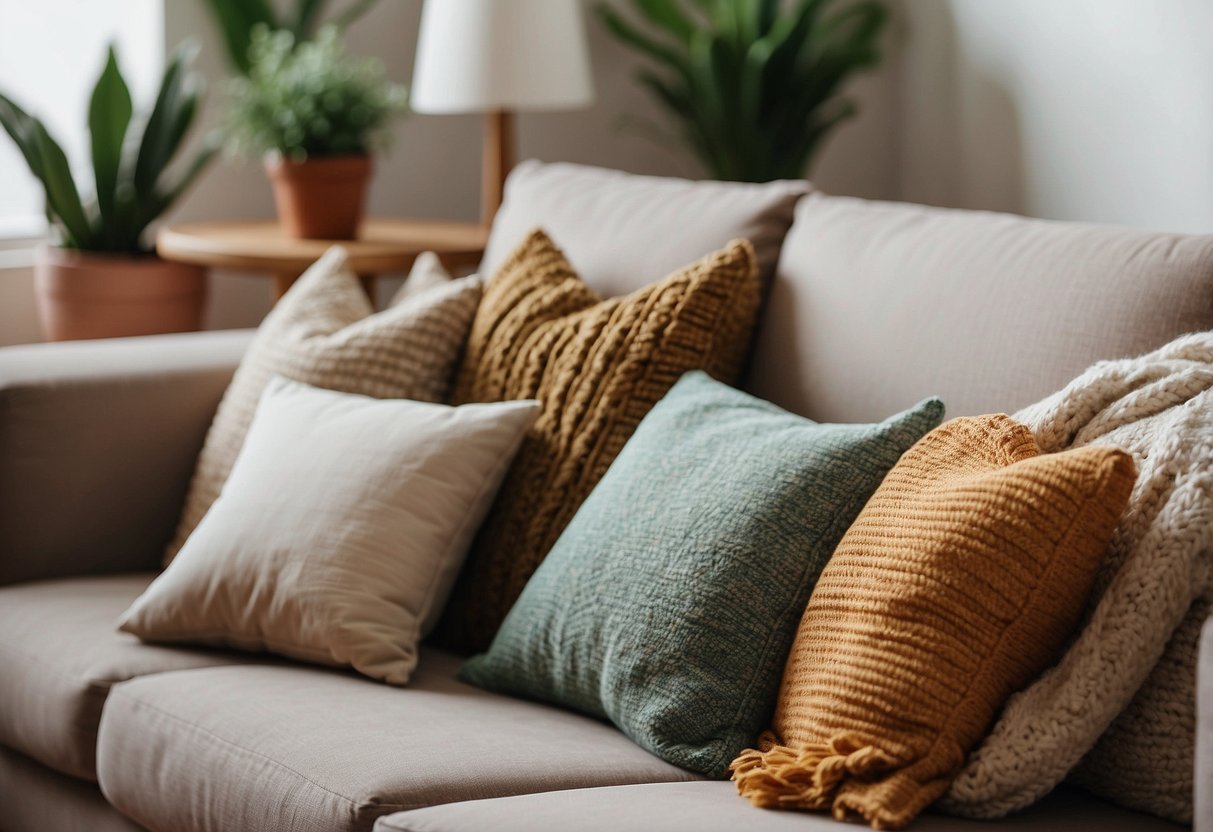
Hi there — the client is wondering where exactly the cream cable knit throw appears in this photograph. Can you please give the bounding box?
[941,331,1213,822]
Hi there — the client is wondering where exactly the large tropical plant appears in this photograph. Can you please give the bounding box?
[0,44,218,252]
[598,0,887,182]
[202,0,381,75]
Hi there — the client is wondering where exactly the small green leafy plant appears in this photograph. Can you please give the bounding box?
[224,26,407,162]
[599,0,887,182]
[0,44,218,252]
[203,0,381,75]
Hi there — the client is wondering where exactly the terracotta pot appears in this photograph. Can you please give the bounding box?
[34,247,207,342]
[265,154,372,240]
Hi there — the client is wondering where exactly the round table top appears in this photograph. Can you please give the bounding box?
[156,218,490,273]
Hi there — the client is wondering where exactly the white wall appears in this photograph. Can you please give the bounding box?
[9,2,1213,346]
[895,0,1213,233]
[0,0,898,345]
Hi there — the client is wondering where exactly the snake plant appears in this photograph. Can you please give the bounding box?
[0,44,217,253]
[599,0,887,182]
[202,0,381,75]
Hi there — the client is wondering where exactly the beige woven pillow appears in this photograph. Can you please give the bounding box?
[166,247,482,562]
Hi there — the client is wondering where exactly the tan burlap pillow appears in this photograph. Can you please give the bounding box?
[166,247,482,562]
[732,415,1136,830]
[943,332,1213,823]
[438,228,762,653]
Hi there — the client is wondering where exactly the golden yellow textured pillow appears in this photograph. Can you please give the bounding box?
[731,414,1136,830]
[439,228,761,653]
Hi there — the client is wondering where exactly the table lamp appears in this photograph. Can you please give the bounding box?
[411,0,595,226]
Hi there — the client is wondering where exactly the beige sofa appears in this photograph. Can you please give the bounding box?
[1,163,1211,832]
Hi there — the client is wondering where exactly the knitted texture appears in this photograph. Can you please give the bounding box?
[438,229,762,653]
[731,415,1137,831]
[460,372,944,777]
[942,332,1213,823]
[166,247,482,562]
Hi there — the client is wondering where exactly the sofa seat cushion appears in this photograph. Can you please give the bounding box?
[0,573,262,781]
[96,655,699,832]
[372,781,1186,832]
[0,745,143,832]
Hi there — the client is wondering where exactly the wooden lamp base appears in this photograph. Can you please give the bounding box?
[481,110,514,227]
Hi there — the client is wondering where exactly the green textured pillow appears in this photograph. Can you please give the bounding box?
[460,371,945,777]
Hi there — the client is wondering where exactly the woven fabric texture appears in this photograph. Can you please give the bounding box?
[460,372,944,777]
[166,247,482,561]
[732,415,1137,831]
[439,229,762,653]
[943,332,1213,823]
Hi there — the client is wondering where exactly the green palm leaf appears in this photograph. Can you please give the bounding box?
[601,0,886,181]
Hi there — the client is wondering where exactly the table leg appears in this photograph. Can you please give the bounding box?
[273,272,301,300]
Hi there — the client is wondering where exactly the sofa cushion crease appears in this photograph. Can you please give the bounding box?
[0,745,144,832]
[370,781,1188,832]
[0,573,267,782]
[96,656,699,832]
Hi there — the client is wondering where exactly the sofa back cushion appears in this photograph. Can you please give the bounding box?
[482,160,808,297]
[746,194,1213,422]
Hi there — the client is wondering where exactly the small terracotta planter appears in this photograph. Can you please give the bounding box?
[265,154,372,240]
[34,247,207,342]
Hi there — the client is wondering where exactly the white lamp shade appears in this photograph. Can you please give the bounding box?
[412,0,595,113]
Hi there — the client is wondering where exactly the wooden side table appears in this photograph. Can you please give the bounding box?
[156,219,489,300]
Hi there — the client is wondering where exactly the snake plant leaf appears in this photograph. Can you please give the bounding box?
[88,45,133,243]
[30,122,93,248]
[137,133,222,233]
[0,93,48,186]
[133,43,201,201]
[204,0,277,74]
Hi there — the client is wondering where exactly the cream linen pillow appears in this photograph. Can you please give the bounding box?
[121,376,539,685]
[166,247,482,562]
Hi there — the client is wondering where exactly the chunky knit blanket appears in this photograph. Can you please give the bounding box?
[941,331,1213,822]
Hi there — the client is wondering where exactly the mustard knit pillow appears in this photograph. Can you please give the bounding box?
[439,228,761,653]
[731,414,1136,830]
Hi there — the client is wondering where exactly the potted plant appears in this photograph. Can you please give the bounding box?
[0,44,218,342]
[598,0,887,182]
[202,0,382,75]
[225,25,407,240]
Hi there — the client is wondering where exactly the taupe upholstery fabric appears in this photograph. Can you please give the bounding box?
[373,781,1185,832]
[0,746,142,832]
[1198,617,1213,832]
[0,330,252,585]
[97,654,698,832]
[0,573,261,780]
[482,160,807,298]
[746,194,1213,423]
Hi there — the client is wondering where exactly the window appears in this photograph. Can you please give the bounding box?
[0,0,163,239]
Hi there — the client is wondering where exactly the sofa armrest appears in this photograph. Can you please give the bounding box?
[0,330,253,586]
[1199,615,1213,832]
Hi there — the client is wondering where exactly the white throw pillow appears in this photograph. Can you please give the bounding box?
[121,376,539,685]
